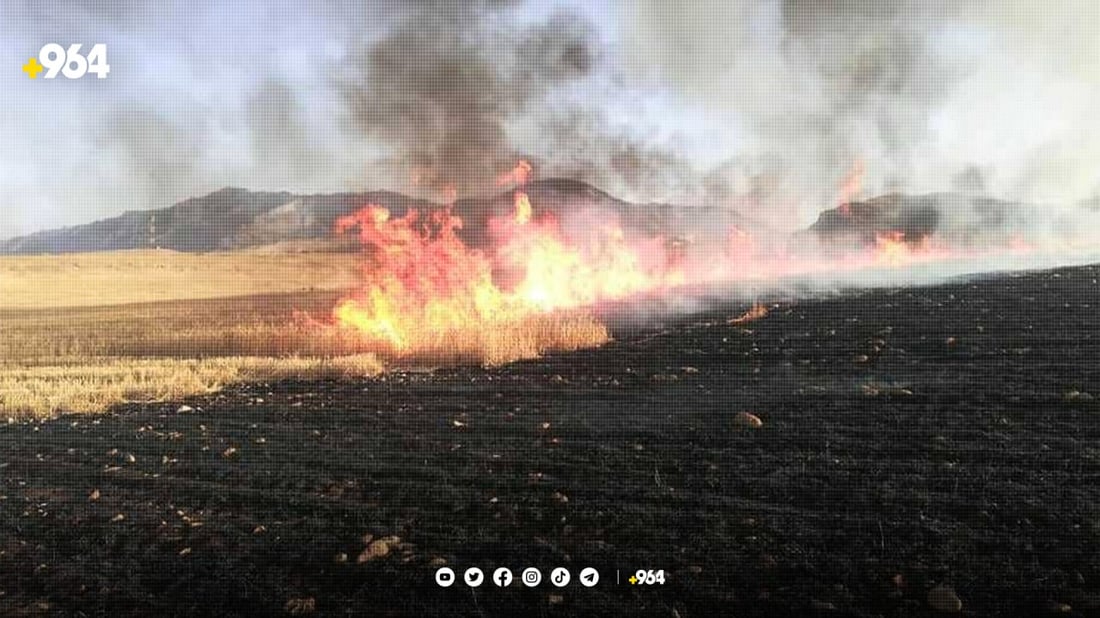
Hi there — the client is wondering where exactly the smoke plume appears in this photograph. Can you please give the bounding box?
[2,0,1099,242]
[619,0,1100,226]
[337,1,593,195]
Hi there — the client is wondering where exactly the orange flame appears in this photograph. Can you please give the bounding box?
[838,159,865,216]
[333,162,683,352]
[497,159,534,187]
[874,231,910,265]
[513,191,532,225]
[729,302,768,324]
[331,160,1027,355]
[871,231,953,266]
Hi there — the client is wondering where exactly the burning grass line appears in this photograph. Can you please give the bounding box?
[0,248,612,419]
[729,302,769,324]
[364,312,611,367]
[0,297,609,419]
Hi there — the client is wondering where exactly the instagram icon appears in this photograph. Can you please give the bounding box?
[521,568,542,587]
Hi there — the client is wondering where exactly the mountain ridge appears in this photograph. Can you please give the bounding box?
[0,181,1045,255]
[0,179,746,255]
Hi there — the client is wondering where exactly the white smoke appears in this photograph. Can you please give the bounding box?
[618,0,1100,228]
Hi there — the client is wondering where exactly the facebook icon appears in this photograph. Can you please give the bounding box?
[493,567,513,587]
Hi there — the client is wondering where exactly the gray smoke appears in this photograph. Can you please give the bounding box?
[619,0,1100,227]
[1,0,698,239]
[336,1,683,197]
[337,1,571,194]
[2,0,1099,241]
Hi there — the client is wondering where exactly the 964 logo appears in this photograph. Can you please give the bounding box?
[629,569,666,585]
[23,44,110,79]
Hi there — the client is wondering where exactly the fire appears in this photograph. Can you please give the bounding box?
[497,159,534,187]
[837,159,865,216]
[729,302,768,324]
[513,191,532,225]
[331,160,1020,359]
[505,161,533,225]
[499,218,683,311]
[333,205,506,350]
[871,231,952,266]
[333,162,682,353]
[874,231,911,265]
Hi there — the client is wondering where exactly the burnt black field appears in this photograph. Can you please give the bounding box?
[2,264,1100,617]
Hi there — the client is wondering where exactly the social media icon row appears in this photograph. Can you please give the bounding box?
[435,567,599,588]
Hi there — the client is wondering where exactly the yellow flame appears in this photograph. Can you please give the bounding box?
[514,191,532,225]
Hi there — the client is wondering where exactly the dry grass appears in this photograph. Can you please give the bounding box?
[0,292,387,417]
[0,249,360,309]
[2,291,360,361]
[0,355,384,417]
[0,292,609,367]
[392,312,610,367]
[0,250,610,418]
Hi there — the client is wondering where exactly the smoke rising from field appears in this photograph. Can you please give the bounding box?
[0,0,685,237]
[620,0,1100,227]
[338,1,589,194]
[333,0,693,200]
[1,0,1099,244]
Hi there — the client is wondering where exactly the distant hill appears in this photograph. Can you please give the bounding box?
[807,193,1033,246]
[6,183,1058,257]
[0,179,750,255]
[0,188,430,255]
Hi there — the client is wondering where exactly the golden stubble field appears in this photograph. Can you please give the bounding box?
[0,250,608,418]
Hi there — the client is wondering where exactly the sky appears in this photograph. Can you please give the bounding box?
[2,0,1099,239]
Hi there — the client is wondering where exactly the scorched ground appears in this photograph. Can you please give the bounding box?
[1,264,1099,617]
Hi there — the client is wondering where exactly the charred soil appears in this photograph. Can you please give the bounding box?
[2,265,1100,617]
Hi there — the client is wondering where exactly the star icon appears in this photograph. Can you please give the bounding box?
[23,57,43,79]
